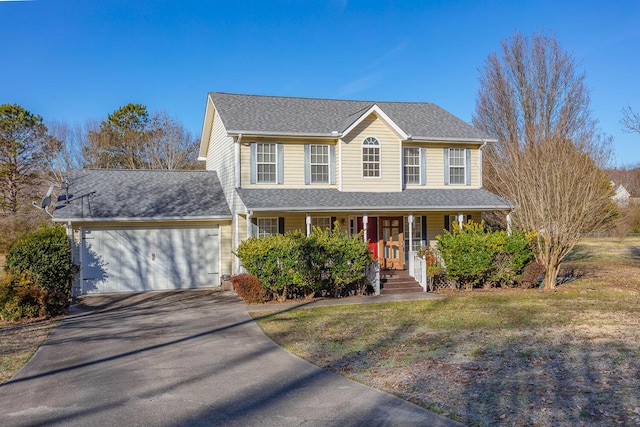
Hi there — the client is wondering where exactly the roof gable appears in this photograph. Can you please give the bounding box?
[342,104,408,140]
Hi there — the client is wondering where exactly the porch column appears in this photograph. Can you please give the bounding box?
[306,214,312,236]
[363,214,368,242]
[457,213,464,230]
[408,213,415,276]
[246,211,253,238]
[507,213,512,236]
[408,213,414,253]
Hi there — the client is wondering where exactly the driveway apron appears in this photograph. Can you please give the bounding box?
[0,290,462,426]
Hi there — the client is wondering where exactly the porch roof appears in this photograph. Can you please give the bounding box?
[236,188,512,213]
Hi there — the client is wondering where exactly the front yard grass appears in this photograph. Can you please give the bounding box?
[254,237,640,427]
[0,317,61,384]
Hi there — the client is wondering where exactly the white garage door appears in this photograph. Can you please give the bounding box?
[81,226,220,294]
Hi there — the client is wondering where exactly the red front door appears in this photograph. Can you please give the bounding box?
[356,217,379,259]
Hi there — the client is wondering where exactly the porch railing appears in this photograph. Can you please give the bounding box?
[409,250,428,291]
[366,259,380,295]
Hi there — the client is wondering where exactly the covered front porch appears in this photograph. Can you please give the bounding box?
[234,187,512,292]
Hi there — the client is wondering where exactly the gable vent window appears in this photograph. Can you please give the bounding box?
[362,137,380,178]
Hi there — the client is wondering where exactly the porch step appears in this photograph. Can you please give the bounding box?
[380,270,423,295]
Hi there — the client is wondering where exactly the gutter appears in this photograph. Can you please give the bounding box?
[52,215,233,223]
[227,130,342,139]
[245,205,512,213]
[405,136,498,144]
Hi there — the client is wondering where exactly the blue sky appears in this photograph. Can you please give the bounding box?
[1,0,639,166]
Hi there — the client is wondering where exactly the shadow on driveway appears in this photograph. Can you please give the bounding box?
[0,290,461,426]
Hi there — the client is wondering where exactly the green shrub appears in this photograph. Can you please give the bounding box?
[4,224,76,318]
[234,224,373,301]
[436,221,534,289]
[235,232,305,301]
[231,273,267,304]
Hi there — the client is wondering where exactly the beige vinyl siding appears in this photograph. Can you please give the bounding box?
[341,115,402,192]
[425,212,481,245]
[206,110,235,193]
[219,222,233,277]
[240,139,337,189]
[424,143,481,188]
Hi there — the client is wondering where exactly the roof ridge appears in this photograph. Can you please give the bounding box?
[209,91,435,106]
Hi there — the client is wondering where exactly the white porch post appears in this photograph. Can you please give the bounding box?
[408,213,414,251]
[457,212,464,230]
[363,214,368,243]
[306,214,312,236]
[408,213,414,276]
[507,213,512,236]
[246,211,253,238]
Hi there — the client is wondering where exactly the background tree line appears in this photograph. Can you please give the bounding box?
[0,103,201,251]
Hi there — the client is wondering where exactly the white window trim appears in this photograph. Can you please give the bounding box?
[256,143,277,184]
[449,148,467,185]
[362,136,381,179]
[256,217,279,237]
[311,216,332,230]
[310,144,330,184]
[403,147,421,186]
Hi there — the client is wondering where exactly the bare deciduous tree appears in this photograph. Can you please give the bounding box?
[473,32,614,290]
[621,106,640,135]
[43,119,86,186]
[83,104,201,170]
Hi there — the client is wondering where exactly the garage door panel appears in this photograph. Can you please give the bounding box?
[82,226,220,294]
[154,228,219,290]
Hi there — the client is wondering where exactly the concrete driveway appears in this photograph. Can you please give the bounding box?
[0,290,461,426]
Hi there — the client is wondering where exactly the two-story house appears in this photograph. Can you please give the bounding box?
[200,92,511,275]
[53,92,511,295]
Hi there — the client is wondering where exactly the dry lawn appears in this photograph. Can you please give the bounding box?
[0,251,63,385]
[0,317,61,384]
[254,237,640,426]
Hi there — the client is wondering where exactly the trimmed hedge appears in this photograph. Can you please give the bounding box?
[436,221,535,289]
[234,224,373,302]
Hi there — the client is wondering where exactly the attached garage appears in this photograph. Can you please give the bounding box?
[81,226,220,294]
[53,169,232,295]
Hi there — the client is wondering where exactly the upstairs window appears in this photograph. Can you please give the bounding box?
[449,148,466,185]
[403,147,421,185]
[362,137,380,178]
[250,143,284,184]
[310,144,329,184]
[256,143,277,183]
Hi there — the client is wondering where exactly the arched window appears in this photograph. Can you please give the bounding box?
[362,137,380,178]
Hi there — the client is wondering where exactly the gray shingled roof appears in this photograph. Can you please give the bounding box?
[236,188,512,212]
[209,92,492,141]
[53,169,231,222]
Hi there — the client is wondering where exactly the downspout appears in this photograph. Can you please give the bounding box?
[337,137,343,191]
[234,213,240,274]
[234,134,242,274]
[235,134,242,188]
[479,139,487,188]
